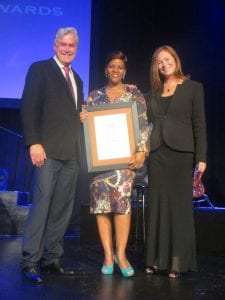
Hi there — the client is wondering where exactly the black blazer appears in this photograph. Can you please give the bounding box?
[21,58,84,161]
[146,79,207,163]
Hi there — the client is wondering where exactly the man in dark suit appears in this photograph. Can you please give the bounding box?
[20,27,84,283]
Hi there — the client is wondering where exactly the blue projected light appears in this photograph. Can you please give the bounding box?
[0,0,92,99]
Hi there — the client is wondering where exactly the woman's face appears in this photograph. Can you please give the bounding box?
[105,59,126,84]
[156,50,176,78]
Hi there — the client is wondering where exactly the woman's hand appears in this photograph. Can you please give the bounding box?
[128,152,145,170]
[80,107,88,123]
[195,161,207,178]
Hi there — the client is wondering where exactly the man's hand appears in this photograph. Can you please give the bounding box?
[30,144,47,167]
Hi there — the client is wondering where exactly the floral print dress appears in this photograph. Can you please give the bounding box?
[87,85,150,214]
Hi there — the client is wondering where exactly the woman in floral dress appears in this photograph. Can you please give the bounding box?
[80,50,150,277]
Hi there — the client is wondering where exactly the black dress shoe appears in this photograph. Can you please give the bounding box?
[23,266,43,283]
[40,263,75,276]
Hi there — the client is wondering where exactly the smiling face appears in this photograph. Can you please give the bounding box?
[105,58,126,85]
[156,50,176,79]
[54,32,78,66]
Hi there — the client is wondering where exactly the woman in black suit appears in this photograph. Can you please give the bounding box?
[145,45,207,278]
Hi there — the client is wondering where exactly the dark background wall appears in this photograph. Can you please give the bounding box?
[89,0,225,206]
[1,0,225,207]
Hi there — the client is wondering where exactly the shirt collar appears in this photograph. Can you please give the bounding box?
[53,55,71,70]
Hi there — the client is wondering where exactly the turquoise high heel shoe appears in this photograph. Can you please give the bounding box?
[120,266,134,277]
[114,256,134,277]
[101,263,114,275]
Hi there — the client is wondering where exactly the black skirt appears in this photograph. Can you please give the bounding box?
[145,144,197,272]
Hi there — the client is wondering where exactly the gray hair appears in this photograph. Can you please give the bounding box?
[54,27,79,45]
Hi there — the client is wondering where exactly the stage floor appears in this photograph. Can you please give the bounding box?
[0,236,225,300]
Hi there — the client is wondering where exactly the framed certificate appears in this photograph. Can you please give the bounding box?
[83,101,140,172]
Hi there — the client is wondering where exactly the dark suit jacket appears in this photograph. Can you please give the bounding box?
[146,79,207,163]
[21,58,84,161]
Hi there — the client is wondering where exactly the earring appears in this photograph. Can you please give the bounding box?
[105,73,108,78]
[123,74,125,80]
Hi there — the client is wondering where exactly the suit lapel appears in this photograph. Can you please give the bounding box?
[49,59,78,108]
[153,89,164,115]
[72,70,83,110]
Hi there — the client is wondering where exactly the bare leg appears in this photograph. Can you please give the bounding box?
[96,214,114,266]
[114,214,131,269]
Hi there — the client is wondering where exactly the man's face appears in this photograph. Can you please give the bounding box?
[54,32,78,66]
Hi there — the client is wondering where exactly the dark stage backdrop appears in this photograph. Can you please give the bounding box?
[89,0,225,206]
